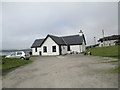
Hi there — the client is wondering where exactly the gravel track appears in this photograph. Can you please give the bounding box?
[2,54,118,88]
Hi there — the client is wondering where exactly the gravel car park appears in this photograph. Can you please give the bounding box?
[3,54,118,88]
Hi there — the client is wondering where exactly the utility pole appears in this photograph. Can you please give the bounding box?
[102,29,105,46]
[102,29,104,38]
[94,37,96,45]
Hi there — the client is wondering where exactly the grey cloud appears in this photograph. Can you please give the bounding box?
[2,2,118,49]
[0,3,2,50]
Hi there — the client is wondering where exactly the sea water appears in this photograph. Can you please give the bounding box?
[0,51,12,56]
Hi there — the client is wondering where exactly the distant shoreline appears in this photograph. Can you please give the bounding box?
[0,49,32,56]
[0,48,31,52]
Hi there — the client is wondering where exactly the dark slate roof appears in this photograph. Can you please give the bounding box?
[31,34,86,48]
[98,35,120,42]
[61,35,84,45]
[31,39,44,48]
[49,35,66,45]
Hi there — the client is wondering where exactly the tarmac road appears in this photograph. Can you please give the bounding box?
[2,54,118,88]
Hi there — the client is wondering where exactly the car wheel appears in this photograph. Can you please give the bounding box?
[20,57,25,60]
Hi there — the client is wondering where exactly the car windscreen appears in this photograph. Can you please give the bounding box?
[10,52,16,56]
[17,52,22,55]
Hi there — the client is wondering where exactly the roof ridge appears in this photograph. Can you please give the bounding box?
[49,34,59,38]
[49,34,81,38]
[36,38,44,40]
[61,34,79,38]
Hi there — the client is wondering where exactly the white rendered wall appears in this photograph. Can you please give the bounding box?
[61,45,67,55]
[70,45,80,53]
[70,44,86,53]
[81,41,86,52]
[32,47,41,55]
[104,40,116,46]
[99,40,116,47]
[41,37,59,56]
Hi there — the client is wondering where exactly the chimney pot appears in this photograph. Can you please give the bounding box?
[79,30,83,36]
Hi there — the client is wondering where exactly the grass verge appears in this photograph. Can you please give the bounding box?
[1,57,33,72]
[108,66,120,73]
[82,45,120,73]
[84,45,119,59]
[104,60,119,63]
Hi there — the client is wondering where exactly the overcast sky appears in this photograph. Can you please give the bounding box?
[2,2,118,50]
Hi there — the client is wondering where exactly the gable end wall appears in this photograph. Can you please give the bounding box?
[41,37,59,55]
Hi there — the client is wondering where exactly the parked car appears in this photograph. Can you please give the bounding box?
[5,51,30,60]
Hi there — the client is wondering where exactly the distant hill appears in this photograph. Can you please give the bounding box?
[1,49,32,52]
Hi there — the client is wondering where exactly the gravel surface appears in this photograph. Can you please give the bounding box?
[2,54,118,88]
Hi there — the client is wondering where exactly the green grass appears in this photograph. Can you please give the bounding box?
[114,66,120,73]
[31,55,39,57]
[1,57,33,72]
[104,60,119,63]
[109,66,120,73]
[85,45,119,59]
[84,45,120,73]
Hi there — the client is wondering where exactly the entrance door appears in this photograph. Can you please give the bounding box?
[59,46,62,55]
[39,51,41,55]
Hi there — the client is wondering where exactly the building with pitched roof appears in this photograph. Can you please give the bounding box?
[31,30,86,55]
[98,35,120,47]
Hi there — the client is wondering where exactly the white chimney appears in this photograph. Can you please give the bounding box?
[79,30,83,36]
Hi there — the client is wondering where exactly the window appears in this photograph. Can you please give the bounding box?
[43,46,47,52]
[101,44,103,47]
[17,52,22,55]
[67,45,70,51]
[52,46,56,52]
[11,52,16,56]
[35,47,37,52]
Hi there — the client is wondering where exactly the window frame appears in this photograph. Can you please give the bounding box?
[52,46,56,52]
[43,46,47,53]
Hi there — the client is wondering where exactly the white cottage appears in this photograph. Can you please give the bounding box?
[31,31,86,56]
[98,35,120,47]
